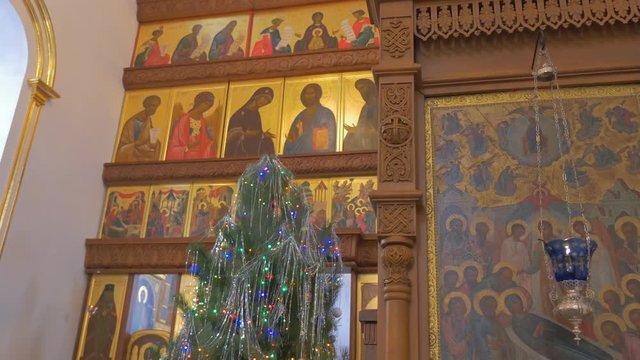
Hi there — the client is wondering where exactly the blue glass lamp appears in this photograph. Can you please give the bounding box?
[543,237,597,282]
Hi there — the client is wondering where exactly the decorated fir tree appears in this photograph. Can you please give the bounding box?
[165,156,343,360]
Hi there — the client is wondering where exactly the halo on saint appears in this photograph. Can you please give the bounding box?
[533,215,562,238]
[598,286,625,308]
[492,261,517,280]
[570,216,592,236]
[615,216,640,240]
[500,287,532,315]
[442,265,463,288]
[623,303,640,330]
[443,291,471,317]
[506,219,529,238]
[473,289,500,316]
[470,216,494,237]
[621,273,640,298]
[595,313,627,346]
[445,214,468,232]
[460,260,485,281]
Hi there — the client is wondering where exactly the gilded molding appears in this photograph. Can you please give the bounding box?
[123,47,379,90]
[0,0,58,258]
[137,0,343,23]
[415,0,640,41]
[103,151,377,186]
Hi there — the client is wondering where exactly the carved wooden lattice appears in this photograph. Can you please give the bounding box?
[415,0,640,40]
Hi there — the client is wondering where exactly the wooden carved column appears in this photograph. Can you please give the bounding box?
[370,1,421,359]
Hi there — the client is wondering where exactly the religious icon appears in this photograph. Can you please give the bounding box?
[428,88,640,359]
[145,185,190,238]
[132,15,250,67]
[342,72,377,152]
[125,274,179,335]
[282,74,340,155]
[330,176,376,233]
[294,11,338,52]
[166,84,228,161]
[187,183,235,237]
[134,26,170,67]
[336,8,379,49]
[297,178,330,228]
[99,186,149,239]
[113,90,172,163]
[76,275,128,360]
[251,18,293,56]
[223,78,284,158]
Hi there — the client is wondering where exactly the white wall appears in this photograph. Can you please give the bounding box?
[0,0,137,358]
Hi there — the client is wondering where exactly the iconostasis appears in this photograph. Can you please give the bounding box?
[131,0,378,68]
[112,70,377,163]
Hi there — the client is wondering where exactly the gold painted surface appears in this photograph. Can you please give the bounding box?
[281,74,341,154]
[112,89,173,163]
[249,0,377,56]
[424,84,640,360]
[133,14,250,66]
[222,78,285,157]
[355,273,377,360]
[186,182,236,237]
[98,186,150,239]
[144,185,191,238]
[331,176,376,233]
[341,71,376,152]
[76,275,129,360]
[167,83,228,160]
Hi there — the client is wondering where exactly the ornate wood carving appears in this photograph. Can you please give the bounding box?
[379,83,414,184]
[381,17,412,59]
[137,0,344,22]
[123,48,379,90]
[415,0,640,41]
[86,232,377,273]
[103,151,377,186]
[381,243,414,285]
[377,203,415,236]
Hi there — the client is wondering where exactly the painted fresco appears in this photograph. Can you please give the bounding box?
[145,185,191,238]
[428,87,640,360]
[281,74,341,154]
[166,84,228,160]
[187,183,236,237]
[132,14,250,67]
[113,90,172,163]
[76,275,129,360]
[331,176,376,233]
[250,0,378,56]
[99,186,149,239]
[342,72,377,152]
[222,79,284,158]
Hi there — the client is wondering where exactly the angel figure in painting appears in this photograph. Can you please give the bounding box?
[224,87,276,157]
[82,284,117,360]
[171,24,206,64]
[115,95,162,162]
[294,12,338,52]
[343,79,378,151]
[283,83,336,155]
[134,27,170,67]
[166,92,217,160]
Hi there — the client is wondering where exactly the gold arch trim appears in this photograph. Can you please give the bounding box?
[0,0,58,258]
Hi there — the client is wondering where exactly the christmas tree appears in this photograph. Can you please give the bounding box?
[165,155,343,360]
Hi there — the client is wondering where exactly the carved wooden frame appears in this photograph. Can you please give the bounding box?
[414,0,640,41]
[123,48,380,90]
